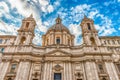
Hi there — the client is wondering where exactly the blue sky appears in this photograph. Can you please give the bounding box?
[0,0,120,45]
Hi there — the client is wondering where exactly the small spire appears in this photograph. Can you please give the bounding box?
[29,14,33,18]
[55,15,62,24]
[58,14,60,18]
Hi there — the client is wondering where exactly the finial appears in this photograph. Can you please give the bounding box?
[55,15,62,24]
[84,14,87,18]
[58,14,60,18]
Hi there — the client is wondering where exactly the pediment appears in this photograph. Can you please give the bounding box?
[45,50,71,57]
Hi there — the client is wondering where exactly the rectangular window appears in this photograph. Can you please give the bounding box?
[107,40,110,44]
[104,40,106,45]
[33,79,38,80]
[77,79,82,80]
[10,64,17,73]
[116,64,120,73]
[97,63,105,73]
[117,40,120,44]
[4,39,8,44]
[56,38,60,44]
[0,48,4,53]
[0,39,2,44]
[54,73,61,80]
[112,40,115,44]
[100,77,108,80]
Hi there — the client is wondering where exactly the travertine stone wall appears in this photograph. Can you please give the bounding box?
[0,62,10,80]
[63,62,72,80]
[15,61,31,80]
[105,62,119,80]
[85,61,99,80]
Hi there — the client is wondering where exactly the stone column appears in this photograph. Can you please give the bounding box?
[43,62,47,80]
[25,35,32,45]
[51,34,54,45]
[85,61,99,80]
[105,62,119,80]
[14,36,21,45]
[64,62,67,80]
[0,62,10,80]
[0,62,3,71]
[63,34,65,45]
[15,61,31,80]
[28,63,34,80]
[46,62,49,80]
[49,62,52,80]
[68,62,72,80]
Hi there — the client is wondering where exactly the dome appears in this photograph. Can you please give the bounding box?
[42,16,75,47]
[47,16,70,33]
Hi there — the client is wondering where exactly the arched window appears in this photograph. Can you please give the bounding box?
[26,22,29,29]
[8,77,12,80]
[90,37,96,45]
[20,37,26,44]
[87,23,91,30]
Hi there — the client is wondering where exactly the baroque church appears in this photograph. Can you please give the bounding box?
[0,14,120,80]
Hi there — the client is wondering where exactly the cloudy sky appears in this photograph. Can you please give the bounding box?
[0,0,120,45]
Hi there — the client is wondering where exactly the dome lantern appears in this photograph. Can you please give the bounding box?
[55,15,62,24]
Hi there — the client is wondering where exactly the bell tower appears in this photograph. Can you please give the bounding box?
[14,14,36,45]
[80,15,101,46]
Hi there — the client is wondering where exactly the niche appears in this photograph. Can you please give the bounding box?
[20,37,26,44]
[90,37,96,45]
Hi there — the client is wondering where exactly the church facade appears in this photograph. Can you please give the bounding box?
[0,15,120,80]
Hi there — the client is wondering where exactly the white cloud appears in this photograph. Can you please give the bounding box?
[88,10,99,19]
[0,1,10,17]
[104,0,116,6]
[69,24,82,45]
[118,27,120,30]
[33,31,42,45]
[47,5,54,13]
[0,20,18,35]
[0,2,9,13]
[36,20,48,33]
[8,0,39,19]
[54,1,60,6]
[100,28,116,36]
[39,0,49,6]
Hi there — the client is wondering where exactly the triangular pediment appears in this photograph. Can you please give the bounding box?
[45,50,71,57]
